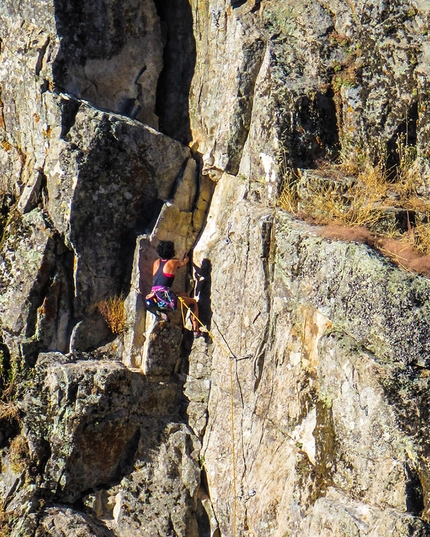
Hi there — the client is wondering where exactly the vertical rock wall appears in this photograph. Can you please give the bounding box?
[0,0,193,359]
[0,3,207,535]
[192,173,430,536]
[1,1,430,536]
[187,0,430,197]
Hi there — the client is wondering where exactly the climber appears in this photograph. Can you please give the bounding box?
[146,240,204,338]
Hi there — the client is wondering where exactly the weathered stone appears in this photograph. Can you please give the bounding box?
[190,172,430,536]
[0,209,73,360]
[275,215,430,367]
[2,352,204,536]
[141,316,183,376]
[189,2,265,176]
[21,356,177,499]
[123,237,148,369]
[188,347,212,380]
[17,169,44,214]
[146,160,214,259]
[184,376,211,405]
[2,1,430,536]
[0,0,164,134]
[186,401,209,439]
[302,489,430,537]
[192,173,215,234]
[174,157,198,212]
[0,91,190,354]
[0,209,54,335]
[69,315,112,354]
[98,423,201,537]
[153,0,196,144]
[186,0,430,201]
[151,204,193,252]
[44,92,189,311]
[35,505,118,537]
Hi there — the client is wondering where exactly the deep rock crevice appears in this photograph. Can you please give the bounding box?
[153,0,196,145]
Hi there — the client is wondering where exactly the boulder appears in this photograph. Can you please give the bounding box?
[0,93,190,355]
[4,352,203,536]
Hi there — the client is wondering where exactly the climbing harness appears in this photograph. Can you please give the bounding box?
[153,289,177,311]
[177,297,239,537]
[145,288,177,317]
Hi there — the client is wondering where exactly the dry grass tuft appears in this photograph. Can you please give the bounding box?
[376,237,430,276]
[0,402,19,422]
[278,137,430,273]
[402,196,430,212]
[409,255,430,276]
[97,294,126,335]
[288,166,388,229]
[278,182,298,213]
[408,219,430,255]
[9,434,29,473]
[278,168,299,214]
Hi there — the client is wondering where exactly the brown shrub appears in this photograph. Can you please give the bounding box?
[0,403,19,422]
[408,255,430,276]
[376,238,419,263]
[97,294,126,335]
[9,434,29,473]
[376,238,430,276]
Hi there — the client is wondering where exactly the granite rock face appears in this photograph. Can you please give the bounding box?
[0,0,163,131]
[0,92,190,358]
[192,173,430,536]
[0,0,191,362]
[188,0,430,197]
[4,353,203,537]
[1,1,430,537]
[52,0,164,127]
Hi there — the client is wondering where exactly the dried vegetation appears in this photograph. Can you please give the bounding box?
[97,294,126,335]
[0,507,12,537]
[9,434,29,473]
[278,139,430,275]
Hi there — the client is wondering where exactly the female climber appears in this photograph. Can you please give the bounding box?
[148,240,203,338]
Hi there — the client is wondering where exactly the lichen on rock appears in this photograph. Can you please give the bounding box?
[1,0,430,536]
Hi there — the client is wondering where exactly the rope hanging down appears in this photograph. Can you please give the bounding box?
[177,297,238,537]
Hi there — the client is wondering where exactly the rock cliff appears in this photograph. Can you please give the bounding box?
[1,1,430,536]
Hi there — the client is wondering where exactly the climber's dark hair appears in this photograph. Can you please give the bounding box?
[156,240,176,260]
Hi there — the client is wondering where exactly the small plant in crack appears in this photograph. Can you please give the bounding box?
[97,294,126,335]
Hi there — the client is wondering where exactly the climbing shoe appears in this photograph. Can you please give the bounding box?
[193,330,205,339]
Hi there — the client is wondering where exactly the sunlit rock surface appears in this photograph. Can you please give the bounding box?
[1,0,430,536]
[192,173,430,536]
